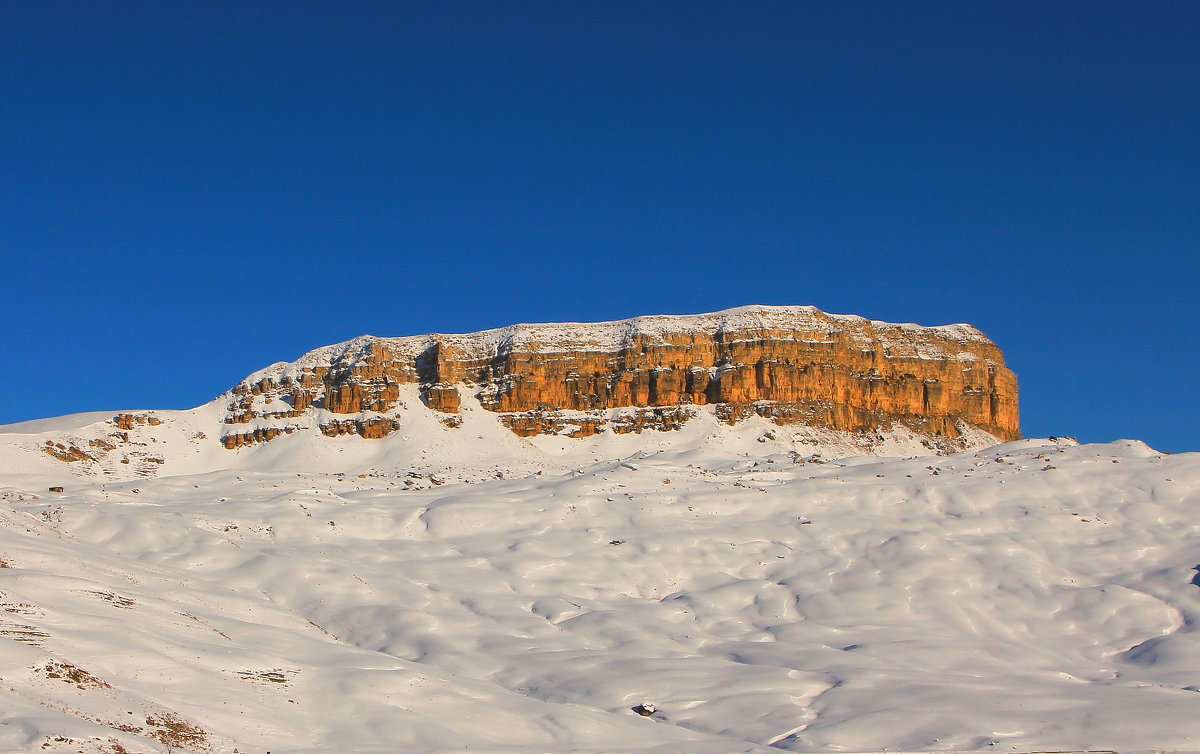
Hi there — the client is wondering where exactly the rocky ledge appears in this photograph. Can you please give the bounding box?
[219,305,1019,446]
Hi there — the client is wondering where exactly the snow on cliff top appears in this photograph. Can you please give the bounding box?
[244,304,996,387]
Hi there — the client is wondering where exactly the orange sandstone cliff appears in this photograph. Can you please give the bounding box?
[219,305,1018,447]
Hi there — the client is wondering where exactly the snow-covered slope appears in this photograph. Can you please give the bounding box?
[2,435,1199,753]
[0,310,1187,752]
[0,383,1002,485]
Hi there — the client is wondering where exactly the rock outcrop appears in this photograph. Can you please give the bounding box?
[218,305,1019,447]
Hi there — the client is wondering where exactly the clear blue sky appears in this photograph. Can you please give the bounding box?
[2,2,1196,452]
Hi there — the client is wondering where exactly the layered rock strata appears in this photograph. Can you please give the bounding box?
[218,305,1019,446]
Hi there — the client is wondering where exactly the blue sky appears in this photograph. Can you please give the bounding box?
[2,2,1196,452]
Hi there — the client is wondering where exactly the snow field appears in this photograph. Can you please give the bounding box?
[1,438,1199,752]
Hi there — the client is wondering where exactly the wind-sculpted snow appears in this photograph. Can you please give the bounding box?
[1,439,1199,752]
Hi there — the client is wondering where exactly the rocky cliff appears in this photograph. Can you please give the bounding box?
[220,305,1018,447]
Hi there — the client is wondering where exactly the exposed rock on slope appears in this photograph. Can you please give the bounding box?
[224,305,1018,444]
[0,306,1020,481]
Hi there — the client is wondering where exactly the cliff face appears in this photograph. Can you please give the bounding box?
[221,305,1018,446]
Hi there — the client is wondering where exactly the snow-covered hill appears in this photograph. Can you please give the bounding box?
[0,311,1190,752]
[2,432,1199,753]
[0,383,1003,485]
